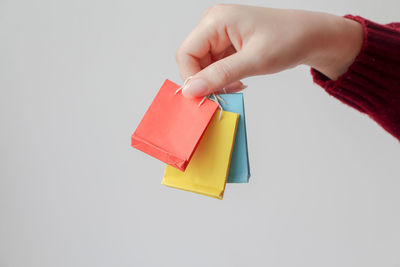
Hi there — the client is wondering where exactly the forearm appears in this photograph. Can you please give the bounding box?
[309,15,400,141]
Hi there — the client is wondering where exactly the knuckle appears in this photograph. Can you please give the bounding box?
[250,53,266,71]
[259,52,278,74]
[174,46,184,62]
[208,3,226,13]
[246,48,272,74]
[174,49,180,62]
[202,4,228,23]
[210,60,233,84]
[201,6,213,18]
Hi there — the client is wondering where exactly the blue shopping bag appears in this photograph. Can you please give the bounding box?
[219,93,251,183]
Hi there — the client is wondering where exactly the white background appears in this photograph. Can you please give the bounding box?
[1,0,400,266]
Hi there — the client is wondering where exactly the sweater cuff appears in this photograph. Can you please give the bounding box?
[311,15,400,140]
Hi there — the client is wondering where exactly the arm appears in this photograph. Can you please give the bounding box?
[311,15,400,141]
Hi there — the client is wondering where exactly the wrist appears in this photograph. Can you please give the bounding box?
[302,14,364,80]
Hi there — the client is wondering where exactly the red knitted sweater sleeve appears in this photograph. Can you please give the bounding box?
[311,15,400,142]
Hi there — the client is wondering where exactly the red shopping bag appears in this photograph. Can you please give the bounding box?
[131,79,218,171]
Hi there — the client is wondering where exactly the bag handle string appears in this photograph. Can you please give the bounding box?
[175,76,225,120]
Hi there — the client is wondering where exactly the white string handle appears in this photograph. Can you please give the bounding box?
[197,94,225,120]
[175,77,225,120]
[174,76,193,95]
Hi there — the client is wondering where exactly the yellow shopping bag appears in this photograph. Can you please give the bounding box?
[162,110,239,199]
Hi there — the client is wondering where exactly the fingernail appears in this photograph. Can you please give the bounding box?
[182,78,209,97]
[240,84,248,90]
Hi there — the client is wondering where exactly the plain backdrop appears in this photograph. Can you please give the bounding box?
[1,0,400,266]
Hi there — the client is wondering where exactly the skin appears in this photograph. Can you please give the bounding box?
[175,4,364,98]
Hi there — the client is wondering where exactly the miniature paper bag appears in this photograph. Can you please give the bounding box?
[162,110,239,199]
[219,93,251,183]
[131,79,218,171]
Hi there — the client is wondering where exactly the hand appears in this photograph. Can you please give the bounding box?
[175,4,364,97]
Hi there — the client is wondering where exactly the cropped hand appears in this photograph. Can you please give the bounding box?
[175,4,363,97]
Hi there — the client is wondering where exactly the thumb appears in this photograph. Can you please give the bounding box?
[181,51,253,98]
